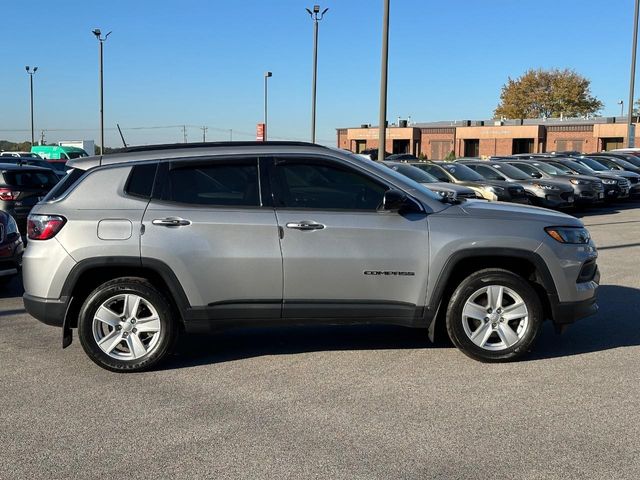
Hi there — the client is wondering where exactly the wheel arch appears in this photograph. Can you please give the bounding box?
[61,257,189,330]
[427,248,556,342]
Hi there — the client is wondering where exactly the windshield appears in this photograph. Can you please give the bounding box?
[617,155,640,167]
[562,159,595,175]
[577,157,608,171]
[344,154,441,201]
[490,163,530,180]
[391,164,439,183]
[611,158,638,170]
[441,163,485,181]
[3,170,59,189]
[531,162,562,175]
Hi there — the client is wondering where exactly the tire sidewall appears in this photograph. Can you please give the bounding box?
[77,280,175,372]
[446,270,543,362]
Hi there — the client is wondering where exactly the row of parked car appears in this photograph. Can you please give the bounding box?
[366,149,640,209]
[0,151,67,285]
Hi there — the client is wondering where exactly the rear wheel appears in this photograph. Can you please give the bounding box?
[77,278,176,372]
[446,269,543,362]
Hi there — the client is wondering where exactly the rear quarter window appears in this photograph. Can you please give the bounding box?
[125,163,158,198]
[43,168,84,201]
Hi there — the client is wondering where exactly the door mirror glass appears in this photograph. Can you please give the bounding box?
[530,171,542,178]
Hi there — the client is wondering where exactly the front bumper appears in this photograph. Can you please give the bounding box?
[573,185,604,204]
[548,267,600,325]
[530,190,574,208]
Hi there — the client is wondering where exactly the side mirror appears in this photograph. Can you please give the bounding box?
[530,171,542,179]
[380,189,422,213]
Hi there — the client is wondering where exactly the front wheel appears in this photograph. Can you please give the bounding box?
[77,278,177,372]
[446,269,543,362]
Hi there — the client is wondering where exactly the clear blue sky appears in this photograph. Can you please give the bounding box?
[0,0,636,147]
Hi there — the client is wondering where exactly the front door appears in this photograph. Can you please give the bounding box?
[141,157,283,317]
[267,156,429,320]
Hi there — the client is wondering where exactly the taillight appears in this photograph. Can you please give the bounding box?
[27,215,66,240]
[0,188,20,201]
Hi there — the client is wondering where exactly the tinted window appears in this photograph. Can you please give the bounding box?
[272,161,387,210]
[441,164,485,181]
[509,163,540,177]
[418,164,450,182]
[562,160,595,175]
[472,165,505,181]
[126,164,157,198]
[3,170,59,189]
[162,162,260,206]
[44,168,85,201]
[489,163,531,180]
[577,158,608,171]
[391,164,438,183]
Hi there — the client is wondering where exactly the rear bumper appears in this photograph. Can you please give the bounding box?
[23,294,67,327]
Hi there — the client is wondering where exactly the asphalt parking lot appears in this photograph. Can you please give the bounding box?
[1,202,639,480]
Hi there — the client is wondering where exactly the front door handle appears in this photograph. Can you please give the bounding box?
[152,217,192,227]
[285,221,325,231]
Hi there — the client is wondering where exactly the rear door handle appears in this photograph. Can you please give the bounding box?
[152,217,192,227]
[285,221,325,231]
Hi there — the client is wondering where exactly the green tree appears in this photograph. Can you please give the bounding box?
[443,150,456,161]
[494,68,603,119]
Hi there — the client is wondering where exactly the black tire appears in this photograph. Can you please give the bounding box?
[446,268,543,362]
[77,277,177,372]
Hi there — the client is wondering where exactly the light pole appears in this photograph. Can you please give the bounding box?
[92,28,112,155]
[25,66,38,146]
[627,0,639,147]
[378,0,390,162]
[306,5,328,143]
[619,100,624,118]
[264,71,272,141]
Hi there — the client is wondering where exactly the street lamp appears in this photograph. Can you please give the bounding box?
[25,66,38,146]
[306,5,329,143]
[264,71,272,141]
[92,28,112,155]
[378,0,390,162]
[627,0,639,147]
[618,100,624,118]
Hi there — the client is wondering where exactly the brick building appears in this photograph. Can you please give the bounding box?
[337,117,638,159]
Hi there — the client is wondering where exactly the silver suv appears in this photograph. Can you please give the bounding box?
[22,142,599,372]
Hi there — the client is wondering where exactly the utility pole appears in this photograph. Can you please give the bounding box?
[378,0,390,162]
[201,126,208,142]
[627,0,640,147]
[182,125,187,143]
[92,29,112,155]
[229,129,233,141]
[25,66,38,146]
[40,130,45,145]
[306,5,329,143]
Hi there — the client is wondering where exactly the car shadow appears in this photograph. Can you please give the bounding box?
[161,324,441,370]
[0,276,23,300]
[573,199,640,218]
[161,284,639,370]
[527,284,640,361]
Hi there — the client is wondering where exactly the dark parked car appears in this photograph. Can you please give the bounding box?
[359,148,391,161]
[382,161,479,199]
[0,163,60,234]
[581,154,640,174]
[568,156,640,196]
[588,152,640,169]
[411,161,529,203]
[493,159,604,205]
[385,153,420,162]
[0,211,24,285]
[537,158,631,201]
[458,160,575,209]
[2,156,67,179]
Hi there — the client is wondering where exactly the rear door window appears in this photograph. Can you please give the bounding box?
[159,160,260,206]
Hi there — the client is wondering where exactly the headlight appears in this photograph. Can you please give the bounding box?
[545,226,590,244]
[569,179,588,185]
[533,183,559,190]
[433,189,456,199]
[601,179,616,185]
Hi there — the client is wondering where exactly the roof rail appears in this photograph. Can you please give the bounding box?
[113,141,325,154]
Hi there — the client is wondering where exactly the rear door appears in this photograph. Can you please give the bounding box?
[141,157,283,316]
[267,155,430,320]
